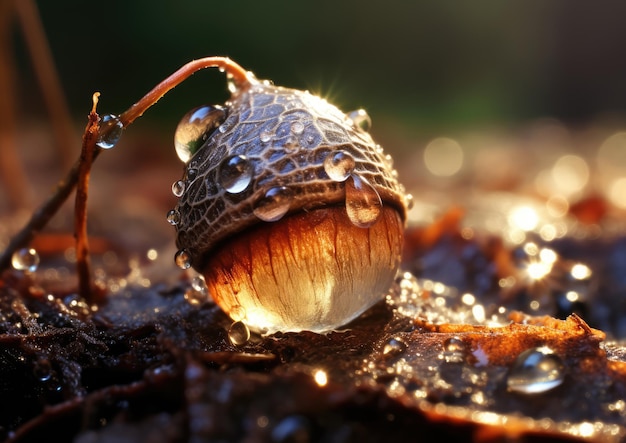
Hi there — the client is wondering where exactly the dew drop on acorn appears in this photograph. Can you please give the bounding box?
[443,336,467,363]
[228,321,250,346]
[174,249,192,270]
[323,150,355,182]
[96,114,123,149]
[345,174,382,227]
[172,180,186,197]
[166,209,180,226]
[348,109,372,132]
[174,105,226,162]
[260,131,272,143]
[253,186,293,222]
[218,155,254,194]
[507,346,565,394]
[291,121,305,135]
[12,248,40,273]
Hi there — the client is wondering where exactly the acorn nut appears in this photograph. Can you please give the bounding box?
[168,64,411,334]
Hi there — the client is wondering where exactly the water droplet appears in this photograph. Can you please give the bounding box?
[260,131,272,143]
[291,121,305,135]
[345,174,382,228]
[507,346,565,394]
[253,186,293,222]
[96,114,123,149]
[347,109,372,132]
[191,275,208,295]
[174,105,226,162]
[405,193,415,210]
[323,150,356,182]
[184,287,206,306]
[187,168,198,181]
[172,180,186,197]
[12,248,40,273]
[218,155,254,193]
[228,321,250,346]
[383,338,407,358]
[166,209,180,226]
[174,249,192,270]
[443,337,467,363]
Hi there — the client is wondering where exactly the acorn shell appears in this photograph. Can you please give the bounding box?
[174,81,409,270]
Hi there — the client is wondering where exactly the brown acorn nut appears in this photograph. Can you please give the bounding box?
[168,69,411,333]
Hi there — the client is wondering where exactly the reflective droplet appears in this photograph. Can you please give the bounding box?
[218,155,254,193]
[174,105,226,162]
[383,337,407,358]
[323,150,356,182]
[166,209,180,226]
[184,287,206,306]
[172,180,186,197]
[291,121,305,135]
[228,321,250,346]
[191,275,208,295]
[260,131,272,143]
[96,114,123,149]
[174,249,192,270]
[12,248,40,273]
[345,174,382,228]
[33,359,52,382]
[348,109,372,132]
[253,186,293,222]
[187,168,198,181]
[507,346,565,394]
[443,336,467,363]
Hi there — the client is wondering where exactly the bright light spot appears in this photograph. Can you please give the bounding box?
[529,300,541,310]
[472,305,486,322]
[313,369,328,387]
[609,177,626,209]
[509,206,539,232]
[539,224,557,241]
[146,249,158,261]
[433,282,446,294]
[461,293,475,305]
[577,422,595,438]
[565,291,580,302]
[571,263,592,280]
[523,242,539,256]
[526,261,551,281]
[423,137,464,177]
[551,155,589,195]
[539,248,557,264]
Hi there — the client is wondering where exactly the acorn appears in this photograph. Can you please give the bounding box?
[168,65,411,334]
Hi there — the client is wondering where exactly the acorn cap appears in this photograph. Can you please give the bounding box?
[174,80,410,271]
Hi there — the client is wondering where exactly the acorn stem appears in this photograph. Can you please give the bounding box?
[119,57,252,127]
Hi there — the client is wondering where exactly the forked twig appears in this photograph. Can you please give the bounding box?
[0,57,252,297]
[74,93,100,301]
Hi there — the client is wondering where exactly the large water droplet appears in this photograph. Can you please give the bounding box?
[323,150,356,182]
[12,248,40,273]
[96,115,123,149]
[382,337,407,358]
[174,249,192,270]
[174,105,226,162]
[218,155,254,193]
[345,174,382,228]
[228,321,250,346]
[166,209,180,226]
[253,186,293,222]
[507,346,565,394]
[347,109,372,132]
[443,336,467,363]
[172,180,186,197]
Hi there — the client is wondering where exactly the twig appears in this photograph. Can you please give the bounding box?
[0,57,253,284]
[74,93,100,301]
[14,0,77,169]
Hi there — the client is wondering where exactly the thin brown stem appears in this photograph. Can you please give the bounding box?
[119,56,252,126]
[74,93,100,302]
[14,0,77,169]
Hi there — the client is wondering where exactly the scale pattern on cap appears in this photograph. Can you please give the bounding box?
[174,81,408,270]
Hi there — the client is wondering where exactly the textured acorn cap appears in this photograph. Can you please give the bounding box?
[174,80,410,271]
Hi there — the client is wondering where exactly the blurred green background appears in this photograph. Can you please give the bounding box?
[12,0,626,140]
